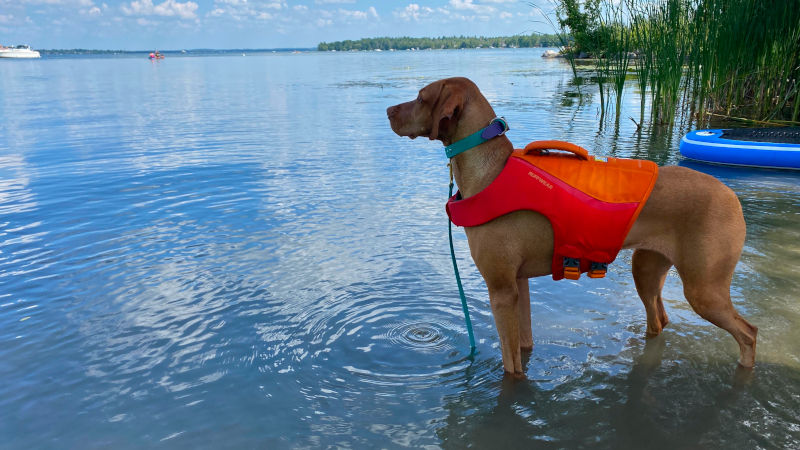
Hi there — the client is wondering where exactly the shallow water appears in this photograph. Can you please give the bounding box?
[1,49,798,448]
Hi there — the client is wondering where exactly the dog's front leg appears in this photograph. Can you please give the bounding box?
[517,278,533,351]
[488,282,525,377]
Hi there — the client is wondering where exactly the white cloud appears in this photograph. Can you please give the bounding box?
[0,14,14,24]
[263,1,284,9]
[206,0,285,20]
[341,9,365,19]
[337,7,376,20]
[122,0,199,20]
[314,0,355,4]
[315,6,378,23]
[449,0,475,10]
[7,0,105,19]
[395,3,433,21]
[16,0,74,4]
[10,0,98,6]
[449,0,495,12]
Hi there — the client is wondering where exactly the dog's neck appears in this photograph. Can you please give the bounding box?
[446,107,514,199]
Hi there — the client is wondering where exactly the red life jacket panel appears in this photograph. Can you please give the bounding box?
[445,141,659,280]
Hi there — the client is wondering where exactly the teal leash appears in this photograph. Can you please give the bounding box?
[444,117,509,355]
[448,164,477,355]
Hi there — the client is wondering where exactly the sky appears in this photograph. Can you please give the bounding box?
[0,0,555,50]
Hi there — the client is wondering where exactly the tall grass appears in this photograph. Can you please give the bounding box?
[551,0,800,126]
[632,0,691,125]
[533,1,582,89]
[595,5,634,122]
[686,0,800,123]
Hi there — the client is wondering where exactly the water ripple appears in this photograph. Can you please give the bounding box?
[1,50,798,449]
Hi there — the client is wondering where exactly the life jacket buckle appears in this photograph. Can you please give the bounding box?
[563,257,581,280]
[588,262,608,279]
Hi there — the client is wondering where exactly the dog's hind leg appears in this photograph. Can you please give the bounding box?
[517,278,533,351]
[680,277,758,368]
[672,209,757,367]
[632,249,672,337]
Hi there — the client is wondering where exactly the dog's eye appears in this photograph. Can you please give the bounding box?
[416,95,423,103]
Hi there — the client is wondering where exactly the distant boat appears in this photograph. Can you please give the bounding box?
[0,45,41,59]
[149,51,164,60]
[541,49,561,58]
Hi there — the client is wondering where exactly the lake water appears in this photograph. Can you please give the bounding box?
[1,49,798,448]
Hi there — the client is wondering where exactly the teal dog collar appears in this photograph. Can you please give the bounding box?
[444,117,509,159]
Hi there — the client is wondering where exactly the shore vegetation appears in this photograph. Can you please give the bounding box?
[317,34,562,52]
[552,0,800,126]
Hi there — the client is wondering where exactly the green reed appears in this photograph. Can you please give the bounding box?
[636,0,691,125]
[596,6,635,123]
[550,0,800,126]
[687,0,800,123]
[534,1,582,88]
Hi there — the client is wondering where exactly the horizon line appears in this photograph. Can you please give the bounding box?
[39,47,318,52]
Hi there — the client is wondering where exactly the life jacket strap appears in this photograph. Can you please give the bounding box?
[563,257,581,280]
[588,262,608,279]
[564,258,609,280]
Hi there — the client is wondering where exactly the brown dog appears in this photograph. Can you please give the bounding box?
[387,77,757,377]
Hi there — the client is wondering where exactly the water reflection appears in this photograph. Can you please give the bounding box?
[1,49,798,448]
[438,335,800,448]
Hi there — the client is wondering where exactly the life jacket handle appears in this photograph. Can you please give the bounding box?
[521,140,590,161]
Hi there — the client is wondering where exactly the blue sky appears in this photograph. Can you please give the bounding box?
[0,0,554,50]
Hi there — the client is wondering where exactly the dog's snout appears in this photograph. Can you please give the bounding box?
[386,105,398,117]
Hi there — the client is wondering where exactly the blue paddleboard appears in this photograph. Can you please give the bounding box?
[680,128,800,170]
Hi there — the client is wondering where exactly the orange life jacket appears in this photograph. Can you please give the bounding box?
[446,141,659,280]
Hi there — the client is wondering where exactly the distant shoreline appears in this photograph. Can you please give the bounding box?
[39,48,316,55]
[35,35,565,54]
[318,35,562,52]
[34,47,559,57]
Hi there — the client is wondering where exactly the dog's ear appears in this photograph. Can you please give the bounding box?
[430,86,464,141]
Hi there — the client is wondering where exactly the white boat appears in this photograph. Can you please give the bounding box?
[541,49,562,58]
[0,45,41,59]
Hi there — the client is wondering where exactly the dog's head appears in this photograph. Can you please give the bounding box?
[387,77,482,144]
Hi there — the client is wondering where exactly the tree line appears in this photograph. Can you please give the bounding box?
[317,35,563,52]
